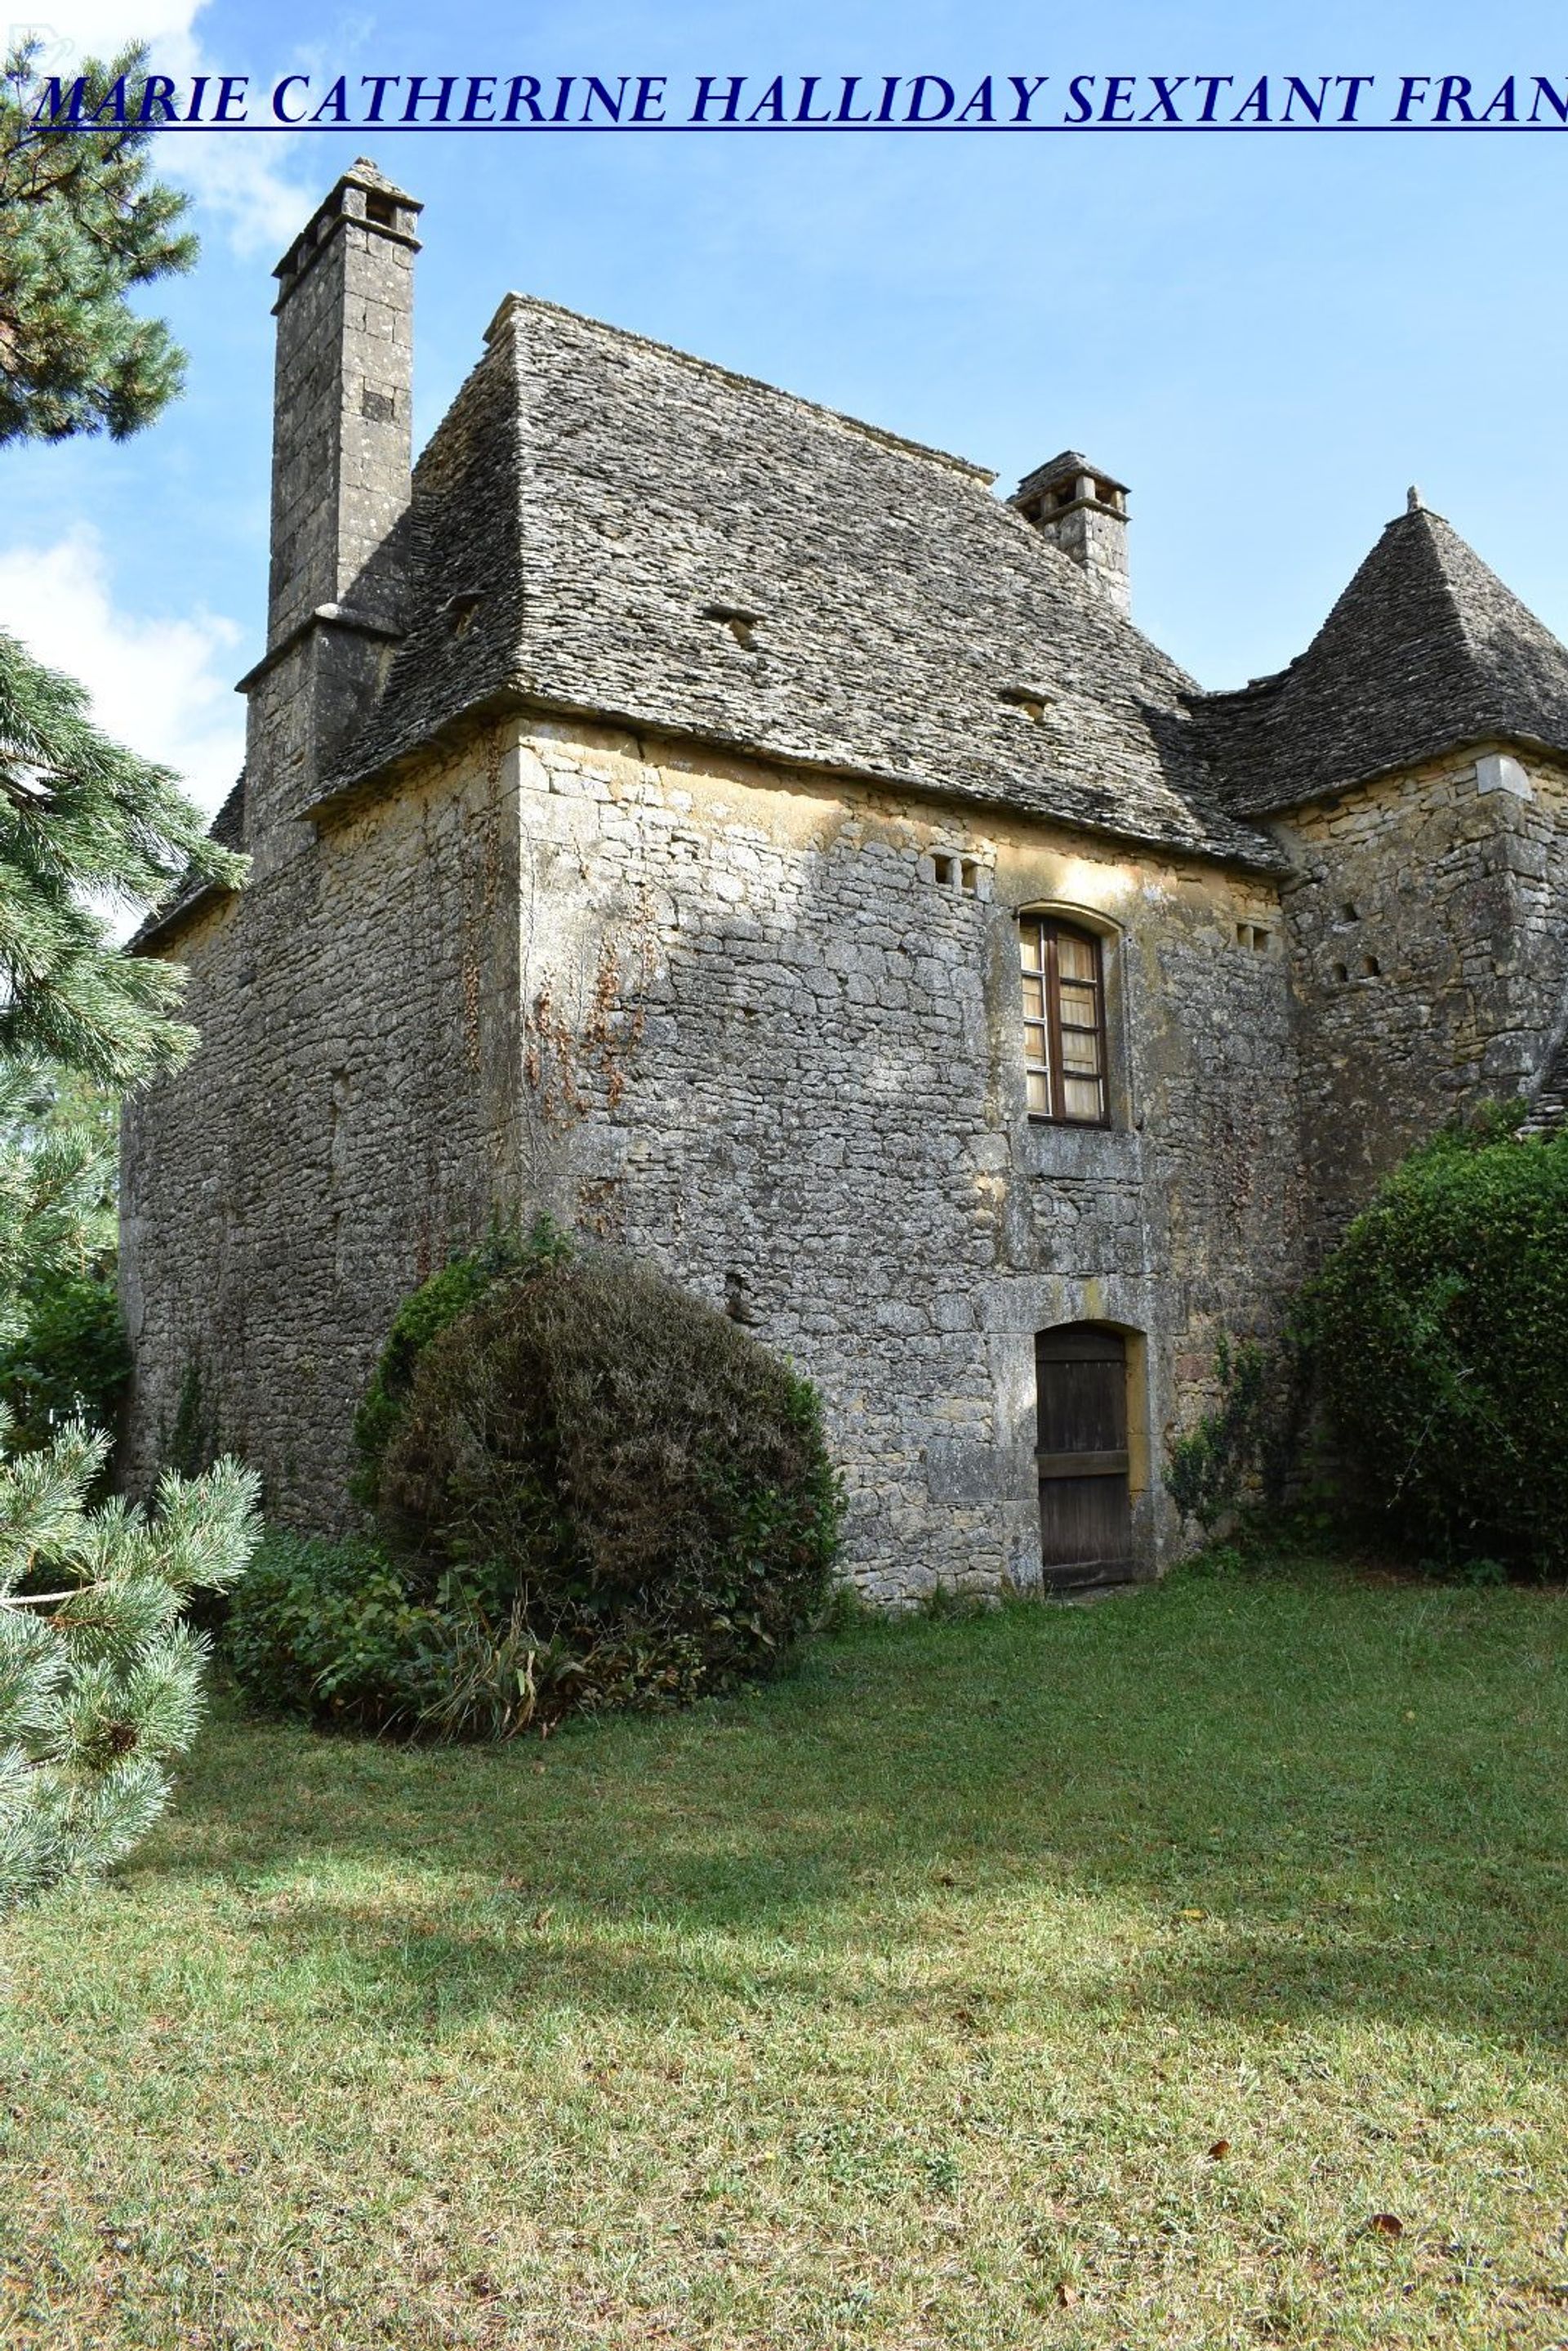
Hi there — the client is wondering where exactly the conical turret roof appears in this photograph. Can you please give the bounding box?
[1192,502,1568,811]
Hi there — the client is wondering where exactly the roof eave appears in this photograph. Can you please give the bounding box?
[128,877,238,955]
[1245,725,1568,820]
[311,682,1288,878]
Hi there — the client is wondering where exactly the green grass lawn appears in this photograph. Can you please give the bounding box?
[4,1563,1567,2349]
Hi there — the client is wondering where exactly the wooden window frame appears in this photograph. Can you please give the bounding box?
[1020,915,1111,1128]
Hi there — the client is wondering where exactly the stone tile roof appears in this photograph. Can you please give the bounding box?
[1192,504,1568,814]
[131,773,245,948]
[324,296,1285,873]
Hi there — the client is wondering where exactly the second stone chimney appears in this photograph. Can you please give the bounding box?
[267,158,421,647]
[1011,452,1131,615]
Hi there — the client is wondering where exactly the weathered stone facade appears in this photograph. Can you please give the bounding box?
[1273,745,1568,1244]
[122,708,1302,1599]
[120,167,1568,1600]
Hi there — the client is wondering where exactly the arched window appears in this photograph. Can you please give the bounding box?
[1019,915,1109,1125]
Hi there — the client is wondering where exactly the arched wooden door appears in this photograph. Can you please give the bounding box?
[1035,1325,1134,1590]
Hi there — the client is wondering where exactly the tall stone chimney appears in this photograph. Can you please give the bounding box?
[267,158,421,643]
[242,162,421,868]
[1011,452,1131,616]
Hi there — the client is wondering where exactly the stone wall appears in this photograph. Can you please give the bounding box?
[1270,743,1568,1250]
[120,727,520,1519]
[121,715,1303,1601]
[500,719,1300,1601]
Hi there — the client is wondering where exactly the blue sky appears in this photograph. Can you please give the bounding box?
[6,0,1568,812]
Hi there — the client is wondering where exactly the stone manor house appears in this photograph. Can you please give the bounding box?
[122,162,1568,1600]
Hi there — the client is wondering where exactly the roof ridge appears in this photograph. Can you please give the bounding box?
[1415,503,1548,661]
[483,290,997,485]
[1385,504,1489,684]
[1392,499,1469,603]
[319,277,1284,873]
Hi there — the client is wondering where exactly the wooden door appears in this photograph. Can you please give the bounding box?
[1036,1325,1133,1589]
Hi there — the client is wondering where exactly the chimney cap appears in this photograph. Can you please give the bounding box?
[346,155,417,198]
[1013,448,1130,505]
[272,159,423,290]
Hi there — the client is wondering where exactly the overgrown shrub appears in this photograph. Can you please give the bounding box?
[1302,1121,1568,1573]
[234,1244,843,1737]
[378,1250,842,1712]
[225,1529,473,1733]
[350,1219,568,1510]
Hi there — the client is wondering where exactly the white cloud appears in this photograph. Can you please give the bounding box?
[0,526,244,815]
[13,0,315,253]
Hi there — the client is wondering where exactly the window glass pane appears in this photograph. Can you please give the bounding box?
[1020,917,1108,1124]
[1057,931,1098,983]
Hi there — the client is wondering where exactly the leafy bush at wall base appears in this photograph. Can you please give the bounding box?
[350,1218,571,1512]
[1303,1124,1568,1576]
[225,1533,439,1733]
[376,1253,843,1714]
[1165,1332,1312,1541]
[226,1527,760,1738]
[234,1251,843,1739]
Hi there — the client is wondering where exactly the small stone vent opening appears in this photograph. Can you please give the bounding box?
[1236,921,1272,953]
[1363,954,1382,978]
[724,1270,759,1326]
[1332,961,1350,984]
[1000,682,1050,724]
[444,591,483,638]
[929,853,982,894]
[702,603,760,652]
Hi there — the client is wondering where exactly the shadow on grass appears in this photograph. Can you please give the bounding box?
[137,1565,1568,2046]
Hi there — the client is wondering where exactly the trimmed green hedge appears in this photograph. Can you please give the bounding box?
[1303,1119,1568,1573]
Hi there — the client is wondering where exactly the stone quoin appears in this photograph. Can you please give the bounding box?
[120,163,1568,1600]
